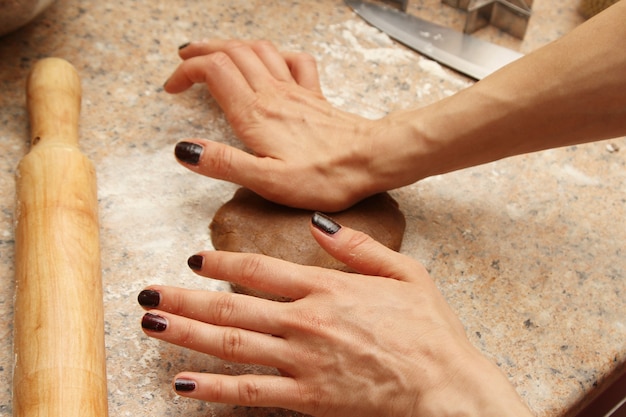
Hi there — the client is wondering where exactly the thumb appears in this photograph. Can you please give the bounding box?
[309,212,425,283]
[174,139,274,190]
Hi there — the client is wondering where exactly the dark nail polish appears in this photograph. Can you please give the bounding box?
[138,289,161,308]
[142,313,168,332]
[174,378,197,392]
[175,141,203,165]
[187,254,204,271]
[178,42,191,50]
[312,212,341,235]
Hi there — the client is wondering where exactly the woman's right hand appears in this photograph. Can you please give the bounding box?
[164,40,422,211]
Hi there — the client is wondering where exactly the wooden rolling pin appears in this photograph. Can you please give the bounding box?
[13,58,109,417]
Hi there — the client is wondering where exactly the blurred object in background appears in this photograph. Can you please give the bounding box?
[579,0,619,18]
[0,0,56,37]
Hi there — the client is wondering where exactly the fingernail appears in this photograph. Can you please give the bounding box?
[174,378,197,392]
[175,141,203,165]
[312,212,341,235]
[163,77,170,89]
[178,42,191,50]
[187,254,204,271]
[137,289,161,308]
[142,312,168,332]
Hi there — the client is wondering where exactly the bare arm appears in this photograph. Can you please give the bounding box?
[388,0,626,184]
[164,1,626,211]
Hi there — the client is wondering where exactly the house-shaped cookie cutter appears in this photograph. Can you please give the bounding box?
[386,0,410,11]
[442,0,532,39]
[384,0,531,39]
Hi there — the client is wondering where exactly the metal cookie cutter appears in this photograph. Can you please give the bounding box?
[443,0,532,39]
[384,0,410,11]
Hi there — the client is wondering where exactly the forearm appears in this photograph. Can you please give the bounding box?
[383,0,626,183]
[417,340,534,417]
[164,7,624,210]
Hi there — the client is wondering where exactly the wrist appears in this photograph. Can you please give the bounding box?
[363,110,436,193]
[420,345,534,417]
[371,83,530,187]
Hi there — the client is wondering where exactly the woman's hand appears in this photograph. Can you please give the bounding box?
[163,40,419,212]
[164,0,626,210]
[139,213,533,417]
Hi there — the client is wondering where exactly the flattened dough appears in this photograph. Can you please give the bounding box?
[210,188,406,300]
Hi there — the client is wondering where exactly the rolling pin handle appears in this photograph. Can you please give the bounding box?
[14,57,108,417]
[27,57,82,148]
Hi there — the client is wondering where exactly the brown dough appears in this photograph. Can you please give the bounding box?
[210,188,406,300]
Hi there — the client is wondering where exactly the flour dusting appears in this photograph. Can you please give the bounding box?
[97,145,235,291]
[417,57,472,90]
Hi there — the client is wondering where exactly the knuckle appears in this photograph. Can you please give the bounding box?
[206,143,234,180]
[238,379,261,404]
[344,230,373,255]
[245,95,273,119]
[205,378,225,401]
[176,319,197,347]
[294,51,317,66]
[228,96,268,136]
[340,231,382,272]
[292,309,326,331]
[251,39,275,53]
[286,302,334,334]
[298,383,327,414]
[237,255,265,286]
[221,327,244,361]
[211,293,237,325]
[223,39,248,51]
[204,51,231,71]
[253,165,289,202]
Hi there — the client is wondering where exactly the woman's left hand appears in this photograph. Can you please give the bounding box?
[139,214,532,417]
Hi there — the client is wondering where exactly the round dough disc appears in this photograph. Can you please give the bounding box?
[210,188,406,300]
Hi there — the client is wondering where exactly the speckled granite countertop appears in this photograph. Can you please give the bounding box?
[0,0,624,416]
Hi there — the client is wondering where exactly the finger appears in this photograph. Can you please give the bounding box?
[179,40,296,84]
[176,40,287,92]
[188,250,331,300]
[244,40,296,83]
[179,40,321,92]
[164,54,258,118]
[213,40,290,90]
[172,372,311,413]
[178,40,216,59]
[138,285,287,336]
[309,212,426,283]
[141,310,292,369]
[174,139,279,190]
[282,51,323,93]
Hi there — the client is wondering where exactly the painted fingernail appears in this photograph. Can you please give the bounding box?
[138,289,161,308]
[174,378,197,392]
[142,313,168,332]
[178,42,191,50]
[187,254,204,271]
[312,212,341,235]
[175,141,203,165]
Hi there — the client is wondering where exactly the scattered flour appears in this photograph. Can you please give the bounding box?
[339,20,415,63]
[316,19,413,63]
[315,18,471,105]
[96,144,235,290]
[417,56,472,90]
[557,164,601,186]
